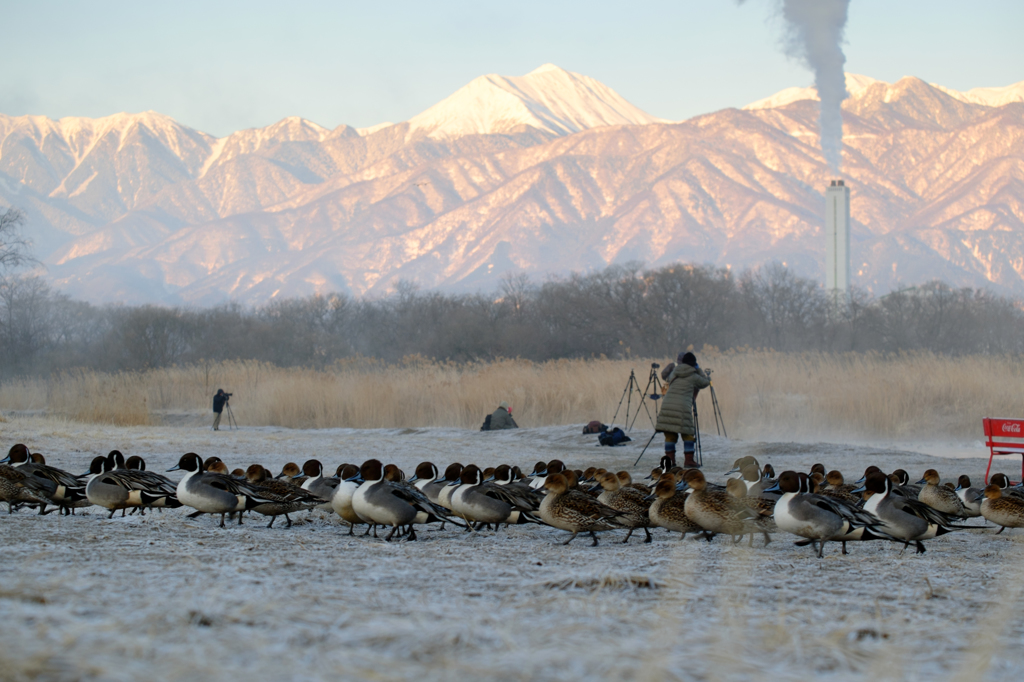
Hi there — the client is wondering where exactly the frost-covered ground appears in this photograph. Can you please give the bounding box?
[2,415,1023,682]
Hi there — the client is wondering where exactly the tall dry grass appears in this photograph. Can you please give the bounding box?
[0,353,1021,440]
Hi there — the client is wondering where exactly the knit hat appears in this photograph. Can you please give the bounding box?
[499,401,510,411]
[679,352,697,367]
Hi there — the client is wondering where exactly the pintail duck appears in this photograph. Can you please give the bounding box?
[3,444,87,514]
[85,453,180,518]
[529,459,566,490]
[592,471,652,543]
[409,461,463,507]
[980,484,1024,533]
[0,462,56,514]
[245,465,325,527]
[169,453,280,527]
[300,459,339,511]
[449,465,539,530]
[766,471,892,557]
[809,463,826,478]
[616,471,651,496]
[351,459,453,541]
[890,469,921,499]
[491,464,545,506]
[987,474,1024,501]
[646,478,702,538]
[954,475,983,518]
[813,472,862,507]
[726,457,770,497]
[680,470,770,546]
[436,464,464,510]
[330,463,365,534]
[725,478,777,536]
[276,462,306,486]
[107,452,182,511]
[851,472,960,554]
[538,473,628,546]
[916,469,966,517]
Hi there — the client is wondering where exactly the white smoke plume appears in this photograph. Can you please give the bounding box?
[743,0,852,171]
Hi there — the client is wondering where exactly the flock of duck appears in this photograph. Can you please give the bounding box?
[3,442,1024,556]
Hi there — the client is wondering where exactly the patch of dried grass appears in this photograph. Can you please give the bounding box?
[0,352,1020,438]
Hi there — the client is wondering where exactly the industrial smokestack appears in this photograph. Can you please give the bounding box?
[742,0,851,171]
[825,179,851,298]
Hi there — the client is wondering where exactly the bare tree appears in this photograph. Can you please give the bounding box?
[0,208,34,273]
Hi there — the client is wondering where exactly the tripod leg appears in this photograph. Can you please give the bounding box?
[634,432,659,467]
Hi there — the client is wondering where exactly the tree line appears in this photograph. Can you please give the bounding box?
[2,260,1022,379]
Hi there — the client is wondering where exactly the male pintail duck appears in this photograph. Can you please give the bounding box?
[646,478,702,538]
[529,459,566,490]
[980,485,1024,533]
[680,470,770,545]
[330,463,365,534]
[169,453,279,527]
[916,469,966,517]
[954,475,983,518]
[766,471,892,557]
[889,469,921,498]
[987,474,1024,501]
[409,462,444,501]
[106,452,182,511]
[538,473,628,546]
[3,444,87,514]
[351,459,453,541]
[593,471,652,543]
[436,463,464,510]
[85,453,179,518]
[851,472,959,554]
[449,465,539,530]
[245,465,325,527]
[300,459,339,511]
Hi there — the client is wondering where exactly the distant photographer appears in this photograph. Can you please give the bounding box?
[654,352,710,468]
[212,389,232,431]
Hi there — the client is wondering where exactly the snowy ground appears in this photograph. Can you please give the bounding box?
[2,415,1023,682]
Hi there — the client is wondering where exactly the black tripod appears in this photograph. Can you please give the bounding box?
[224,400,238,430]
[705,369,727,437]
[610,367,658,432]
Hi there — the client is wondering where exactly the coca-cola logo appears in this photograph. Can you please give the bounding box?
[1002,423,1022,433]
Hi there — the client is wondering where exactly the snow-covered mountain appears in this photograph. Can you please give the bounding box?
[406,63,664,139]
[1,66,1023,304]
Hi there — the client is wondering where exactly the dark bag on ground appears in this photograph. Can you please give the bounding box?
[480,414,492,431]
[582,420,606,434]
[598,427,631,446]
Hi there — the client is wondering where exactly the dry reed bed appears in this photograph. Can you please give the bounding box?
[0,353,1021,439]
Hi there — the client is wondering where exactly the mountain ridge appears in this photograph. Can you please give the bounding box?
[1,65,1022,304]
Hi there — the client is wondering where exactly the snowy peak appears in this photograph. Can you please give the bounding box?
[406,64,663,139]
[743,74,881,110]
[746,73,1024,111]
[932,80,1024,107]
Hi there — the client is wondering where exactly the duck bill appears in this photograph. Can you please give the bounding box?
[915,478,927,485]
[723,467,740,475]
[850,484,867,494]
[763,482,782,493]
[167,464,181,472]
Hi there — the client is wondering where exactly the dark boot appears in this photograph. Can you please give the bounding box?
[683,451,700,468]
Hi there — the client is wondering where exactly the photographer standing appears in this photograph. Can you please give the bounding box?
[212,389,232,431]
[654,352,710,468]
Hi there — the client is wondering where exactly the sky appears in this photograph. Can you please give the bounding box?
[2,0,1022,137]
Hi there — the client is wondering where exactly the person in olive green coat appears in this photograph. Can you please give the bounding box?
[654,352,710,468]
[484,401,518,430]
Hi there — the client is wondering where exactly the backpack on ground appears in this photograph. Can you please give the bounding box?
[582,420,606,435]
[598,427,631,447]
[480,414,492,431]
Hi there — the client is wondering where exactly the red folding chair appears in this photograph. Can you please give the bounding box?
[983,417,1024,484]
